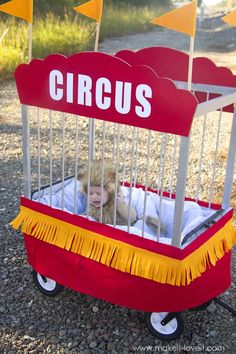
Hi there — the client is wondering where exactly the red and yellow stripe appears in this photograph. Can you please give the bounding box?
[11,198,236,287]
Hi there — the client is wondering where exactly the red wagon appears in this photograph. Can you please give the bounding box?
[11,47,236,340]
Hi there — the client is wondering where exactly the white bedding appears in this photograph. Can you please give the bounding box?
[33,178,215,245]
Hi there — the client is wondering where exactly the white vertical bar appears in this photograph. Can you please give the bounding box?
[172,136,190,248]
[87,120,93,217]
[49,110,53,207]
[61,113,65,211]
[209,108,222,207]
[195,114,207,201]
[223,108,236,209]
[127,127,136,233]
[94,21,101,52]
[122,125,128,186]
[99,121,106,223]
[28,23,32,63]
[196,92,209,201]
[90,118,96,160]
[74,115,79,214]
[187,36,194,92]
[113,124,121,227]
[142,130,152,237]
[169,135,177,199]
[112,123,116,162]
[36,108,41,202]
[133,128,139,187]
[22,105,31,199]
[157,134,168,241]
[157,134,164,193]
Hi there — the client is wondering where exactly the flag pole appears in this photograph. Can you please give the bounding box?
[187,0,197,91]
[28,22,32,62]
[92,15,102,160]
[28,0,33,63]
[91,21,101,158]
[150,0,197,91]
[73,0,103,159]
[187,36,195,91]
[94,21,101,52]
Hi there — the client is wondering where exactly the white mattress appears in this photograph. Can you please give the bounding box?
[33,178,215,246]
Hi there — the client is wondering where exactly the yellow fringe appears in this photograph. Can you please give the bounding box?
[10,206,236,286]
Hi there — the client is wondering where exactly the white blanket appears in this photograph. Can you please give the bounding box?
[33,178,214,245]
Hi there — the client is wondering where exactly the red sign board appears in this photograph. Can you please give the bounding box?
[15,51,198,136]
[116,47,236,113]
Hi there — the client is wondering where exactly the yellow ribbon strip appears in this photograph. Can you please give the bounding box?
[11,206,236,286]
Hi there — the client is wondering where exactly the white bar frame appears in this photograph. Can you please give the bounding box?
[172,136,190,247]
[22,105,31,198]
[142,130,152,237]
[127,127,136,233]
[222,107,236,209]
[74,115,79,214]
[208,108,223,207]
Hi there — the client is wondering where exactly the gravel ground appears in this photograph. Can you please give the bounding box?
[1,7,236,354]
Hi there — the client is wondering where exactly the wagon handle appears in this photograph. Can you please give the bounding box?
[214,298,236,317]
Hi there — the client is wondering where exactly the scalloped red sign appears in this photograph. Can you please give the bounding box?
[15,51,198,136]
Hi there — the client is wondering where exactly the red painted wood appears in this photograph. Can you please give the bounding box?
[116,47,236,112]
[15,51,198,136]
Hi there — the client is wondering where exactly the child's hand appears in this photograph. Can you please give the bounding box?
[146,216,165,234]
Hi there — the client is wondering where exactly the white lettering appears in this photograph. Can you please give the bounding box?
[115,81,132,114]
[78,74,92,106]
[66,73,74,103]
[49,70,153,120]
[49,70,63,101]
[135,84,152,118]
[95,77,111,110]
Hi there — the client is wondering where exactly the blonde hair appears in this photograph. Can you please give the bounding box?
[80,160,120,201]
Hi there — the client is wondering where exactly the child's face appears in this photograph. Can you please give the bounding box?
[89,186,109,208]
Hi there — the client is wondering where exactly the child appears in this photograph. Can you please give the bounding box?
[80,160,137,226]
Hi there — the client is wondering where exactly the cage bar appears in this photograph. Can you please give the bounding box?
[22,105,31,199]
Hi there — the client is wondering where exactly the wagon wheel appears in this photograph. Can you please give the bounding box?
[32,271,64,297]
[145,312,184,341]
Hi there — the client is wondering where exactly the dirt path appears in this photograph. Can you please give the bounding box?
[1,7,236,118]
[100,7,236,69]
[1,6,236,354]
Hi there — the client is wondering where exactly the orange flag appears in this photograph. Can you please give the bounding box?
[0,0,33,23]
[151,1,197,37]
[74,0,103,23]
[222,9,236,27]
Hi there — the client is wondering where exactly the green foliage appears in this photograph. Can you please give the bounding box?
[107,0,171,6]
[0,0,170,80]
[101,2,162,39]
[33,14,94,57]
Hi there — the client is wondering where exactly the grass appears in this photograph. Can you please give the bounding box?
[0,1,170,80]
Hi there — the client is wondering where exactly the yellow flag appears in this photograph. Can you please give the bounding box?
[222,9,236,27]
[151,1,197,37]
[74,0,103,23]
[0,0,33,23]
